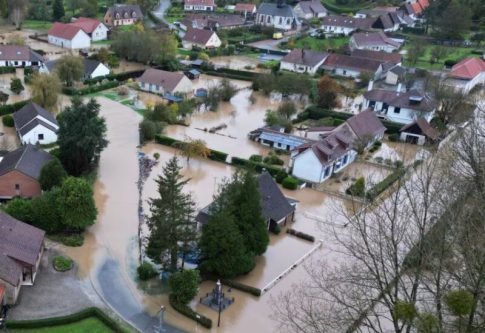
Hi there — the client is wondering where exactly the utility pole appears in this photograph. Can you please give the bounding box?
[154,305,166,333]
[217,279,222,327]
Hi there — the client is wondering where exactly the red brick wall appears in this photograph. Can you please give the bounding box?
[0,170,42,198]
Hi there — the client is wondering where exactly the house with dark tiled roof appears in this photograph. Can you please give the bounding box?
[104,4,143,27]
[0,145,53,199]
[184,0,216,11]
[350,49,402,65]
[138,68,193,95]
[256,0,300,30]
[0,212,45,305]
[248,126,312,151]
[0,45,44,68]
[47,22,91,49]
[13,102,59,145]
[196,172,296,231]
[364,83,437,124]
[446,57,485,93]
[280,49,328,74]
[41,58,110,80]
[321,15,374,35]
[291,131,356,183]
[322,53,387,80]
[182,28,222,49]
[400,118,438,145]
[350,31,403,53]
[70,17,108,41]
[180,13,246,31]
[294,0,327,20]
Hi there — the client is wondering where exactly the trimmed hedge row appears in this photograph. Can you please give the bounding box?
[231,156,283,176]
[0,66,16,74]
[295,106,403,134]
[169,294,212,329]
[63,80,120,96]
[83,70,145,85]
[202,67,260,82]
[155,135,229,163]
[287,228,315,242]
[7,307,125,332]
[366,167,406,200]
[220,279,262,296]
[0,99,30,116]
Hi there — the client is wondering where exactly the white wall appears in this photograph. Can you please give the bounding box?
[280,58,324,74]
[48,30,91,49]
[20,124,58,145]
[322,25,354,35]
[0,60,35,67]
[257,14,296,30]
[90,64,110,78]
[91,23,109,41]
[184,4,215,11]
[292,148,329,183]
[365,99,435,124]
[172,76,193,94]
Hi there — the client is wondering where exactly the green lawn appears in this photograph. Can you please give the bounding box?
[404,44,478,70]
[22,20,53,30]
[290,36,349,51]
[93,39,113,45]
[11,318,113,333]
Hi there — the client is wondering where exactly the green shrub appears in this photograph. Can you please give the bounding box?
[2,114,14,127]
[220,279,261,296]
[208,149,228,163]
[249,154,263,163]
[444,290,474,316]
[394,160,404,168]
[389,133,400,142]
[137,262,158,281]
[263,154,284,166]
[275,169,288,183]
[286,228,315,242]
[0,99,29,116]
[0,66,15,74]
[282,176,299,190]
[393,300,418,324]
[271,224,281,235]
[346,177,365,197]
[49,234,84,247]
[169,294,212,328]
[139,119,157,142]
[155,134,180,146]
[169,270,200,304]
[366,168,406,200]
[230,156,283,176]
[53,255,73,272]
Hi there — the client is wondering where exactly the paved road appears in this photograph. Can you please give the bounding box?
[96,258,185,333]
[153,0,174,28]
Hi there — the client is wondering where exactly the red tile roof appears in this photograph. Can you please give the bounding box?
[182,28,216,46]
[449,57,485,80]
[185,0,215,6]
[48,22,83,40]
[411,2,423,14]
[417,0,429,9]
[0,285,4,302]
[69,17,102,34]
[235,3,256,12]
[351,49,402,64]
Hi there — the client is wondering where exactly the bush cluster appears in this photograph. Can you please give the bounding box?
[263,154,284,166]
[2,114,14,127]
[169,294,212,328]
[63,81,120,96]
[346,177,366,197]
[231,156,283,176]
[366,168,406,200]
[282,176,299,190]
[137,262,158,281]
[0,99,29,116]
[53,255,73,272]
[220,278,262,296]
[286,228,315,242]
[155,135,228,163]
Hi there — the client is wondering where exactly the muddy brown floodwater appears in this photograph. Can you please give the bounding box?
[61,94,362,333]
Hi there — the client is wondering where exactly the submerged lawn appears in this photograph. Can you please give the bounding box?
[10,317,114,333]
[290,36,349,51]
[403,44,478,70]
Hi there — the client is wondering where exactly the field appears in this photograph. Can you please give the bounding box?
[22,20,53,30]
[284,36,349,51]
[403,43,478,70]
[321,0,373,13]
[10,318,114,333]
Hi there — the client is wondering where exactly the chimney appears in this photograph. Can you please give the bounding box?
[367,80,374,91]
[277,0,284,8]
[397,83,402,95]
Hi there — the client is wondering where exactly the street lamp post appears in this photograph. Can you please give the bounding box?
[217,279,222,327]
[154,305,166,333]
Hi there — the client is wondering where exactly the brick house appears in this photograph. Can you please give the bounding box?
[0,212,45,305]
[0,145,53,199]
[104,5,143,27]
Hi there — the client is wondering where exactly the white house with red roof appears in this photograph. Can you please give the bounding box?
[70,17,108,42]
[47,22,91,49]
[446,57,485,93]
[182,28,221,49]
[184,0,216,11]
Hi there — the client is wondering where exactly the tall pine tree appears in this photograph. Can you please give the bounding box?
[146,157,197,272]
[52,0,64,21]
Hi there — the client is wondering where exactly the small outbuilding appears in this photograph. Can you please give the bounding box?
[185,69,201,80]
[399,118,438,145]
[13,102,59,145]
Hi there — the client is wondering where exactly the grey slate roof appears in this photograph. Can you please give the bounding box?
[364,89,437,113]
[44,59,104,77]
[257,2,297,18]
[0,212,45,286]
[196,172,295,225]
[106,4,143,20]
[296,1,327,15]
[0,45,45,63]
[346,110,386,139]
[13,102,58,137]
[0,144,53,180]
[282,49,328,67]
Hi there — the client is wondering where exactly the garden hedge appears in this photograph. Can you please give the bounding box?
[0,66,15,74]
[282,176,299,190]
[169,294,212,328]
[83,70,145,85]
[231,156,283,176]
[155,135,228,163]
[7,307,126,332]
[0,99,29,116]
[287,228,315,242]
[63,81,120,96]
[220,279,262,296]
[202,67,260,82]
[366,167,406,200]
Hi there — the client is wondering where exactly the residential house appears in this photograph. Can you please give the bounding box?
[13,102,59,145]
[256,1,301,31]
[371,13,400,32]
[104,4,143,27]
[294,1,327,20]
[70,17,108,42]
[182,28,222,49]
[350,31,403,53]
[400,118,438,145]
[350,49,402,66]
[180,14,246,31]
[0,45,44,68]
[385,65,406,85]
[196,172,296,231]
[47,23,91,49]
[280,49,328,74]
[446,57,485,93]
[291,131,356,183]
[184,0,216,11]
[0,145,53,199]
[321,53,385,80]
[138,68,193,95]
[0,212,45,305]
[248,127,311,151]
[363,83,437,124]
[355,7,399,18]
[400,0,429,21]
[41,59,110,80]
[235,3,257,17]
[321,15,374,35]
